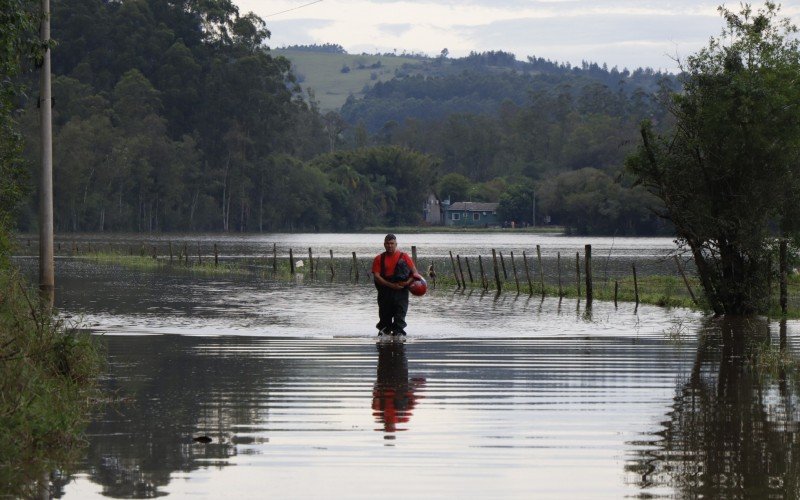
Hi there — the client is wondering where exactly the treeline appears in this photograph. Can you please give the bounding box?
[14,0,438,232]
[337,65,673,233]
[11,0,673,235]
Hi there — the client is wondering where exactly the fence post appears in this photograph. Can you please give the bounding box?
[510,251,520,293]
[632,263,640,306]
[352,252,359,282]
[585,244,592,304]
[492,249,502,293]
[464,257,474,284]
[183,242,188,265]
[197,242,201,265]
[557,252,563,297]
[289,248,295,275]
[575,252,581,298]
[449,251,461,289]
[478,255,488,290]
[411,245,418,265]
[522,251,533,295]
[308,248,314,278]
[536,245,545,297]
[214,243,219,267]
[456,255,467,287]
[673,255,697,304]
[499,251,508,280]
[329,249,335,278]
[152,245,157,260]
[614,280,619,307]
[780,239,788,315]
[273,243,277,275]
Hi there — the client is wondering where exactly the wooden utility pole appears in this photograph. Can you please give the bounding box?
[39,0,54,303]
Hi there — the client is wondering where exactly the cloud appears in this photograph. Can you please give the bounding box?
[457,12,724,69]
[378,23,414,37]
[248,0,800,71]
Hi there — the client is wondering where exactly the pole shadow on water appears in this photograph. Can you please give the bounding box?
[626,316,800,498]
[372,342,426,439]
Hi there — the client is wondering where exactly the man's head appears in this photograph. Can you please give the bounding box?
[383,233,397,254]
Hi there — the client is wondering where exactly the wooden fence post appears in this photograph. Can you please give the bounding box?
[492,249,502,293]
[478,255,488,290]
[614,280,619,307]
[329,249,335,278]
[352,252,359,281]
[536,245,545,297]
[575,252,581,298]
[183,242,188,265]
[273,243,277,275]
[522,251,533,295]
[411,245,418,265]
[308,248,314,278]
[289,249,295,275]
[557,252,563,297]
[585,244,592,304]
[152,245,157,260]
[673,255,697,304]
[197,242,201,265]
[214,243,219,267]
[464,257,474,284]
[510,251,520,293]
[780,239,788,315]
[632,263,640,306]
[449,251,461,289]
[499,251,508,280]
[456,255,467,287]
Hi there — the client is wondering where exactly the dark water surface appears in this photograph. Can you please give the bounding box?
[11,237,800,498]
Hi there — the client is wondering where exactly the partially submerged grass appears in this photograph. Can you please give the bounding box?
[90,251,251,277]
[0,269,103,497]
[748,341,799,381]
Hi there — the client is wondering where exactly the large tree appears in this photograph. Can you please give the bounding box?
[627,2,800,314]
[0,0,37,262]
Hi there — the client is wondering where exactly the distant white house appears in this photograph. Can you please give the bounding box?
[422,193,444,225]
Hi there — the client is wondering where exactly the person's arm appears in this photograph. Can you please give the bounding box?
[374,272,403,289]
[399,254,418,287]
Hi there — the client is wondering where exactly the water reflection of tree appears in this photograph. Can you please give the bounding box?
[627,317,800,498]
[66,335,283,498]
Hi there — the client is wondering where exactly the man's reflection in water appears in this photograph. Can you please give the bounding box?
[372,342,426,435]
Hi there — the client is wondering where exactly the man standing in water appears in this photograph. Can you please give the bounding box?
[372,234,418,336]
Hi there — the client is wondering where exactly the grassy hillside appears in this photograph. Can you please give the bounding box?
[274,50,430,111]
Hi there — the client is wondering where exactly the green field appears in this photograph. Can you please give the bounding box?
[273,50,430,111]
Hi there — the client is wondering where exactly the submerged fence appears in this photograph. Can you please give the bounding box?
[26,237,800,313]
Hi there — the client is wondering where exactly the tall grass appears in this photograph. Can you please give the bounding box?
[0,269,102,497]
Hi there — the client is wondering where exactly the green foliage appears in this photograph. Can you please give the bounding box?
[627,2,800,314]
[313,146,438,229]
[537,168,663,235]
[0,270,102,496]
[0,0,36,262]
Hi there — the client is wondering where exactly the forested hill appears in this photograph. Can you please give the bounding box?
[11,2,674,235]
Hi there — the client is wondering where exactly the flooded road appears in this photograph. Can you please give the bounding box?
[12,234,800,498]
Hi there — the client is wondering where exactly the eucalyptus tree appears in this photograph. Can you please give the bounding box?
[0,0,37,261]
[627,2,800,314]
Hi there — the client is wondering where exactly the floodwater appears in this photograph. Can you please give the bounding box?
[13,234,800,498]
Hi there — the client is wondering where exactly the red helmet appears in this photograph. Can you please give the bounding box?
[409,277,427,296]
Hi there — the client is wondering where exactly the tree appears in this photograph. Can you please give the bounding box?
[627,2,800,314]
[0,0,37,262]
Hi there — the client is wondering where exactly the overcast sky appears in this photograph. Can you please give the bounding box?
[236,0,800,73]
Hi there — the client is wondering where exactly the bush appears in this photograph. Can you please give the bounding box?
[0,269,103,496]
